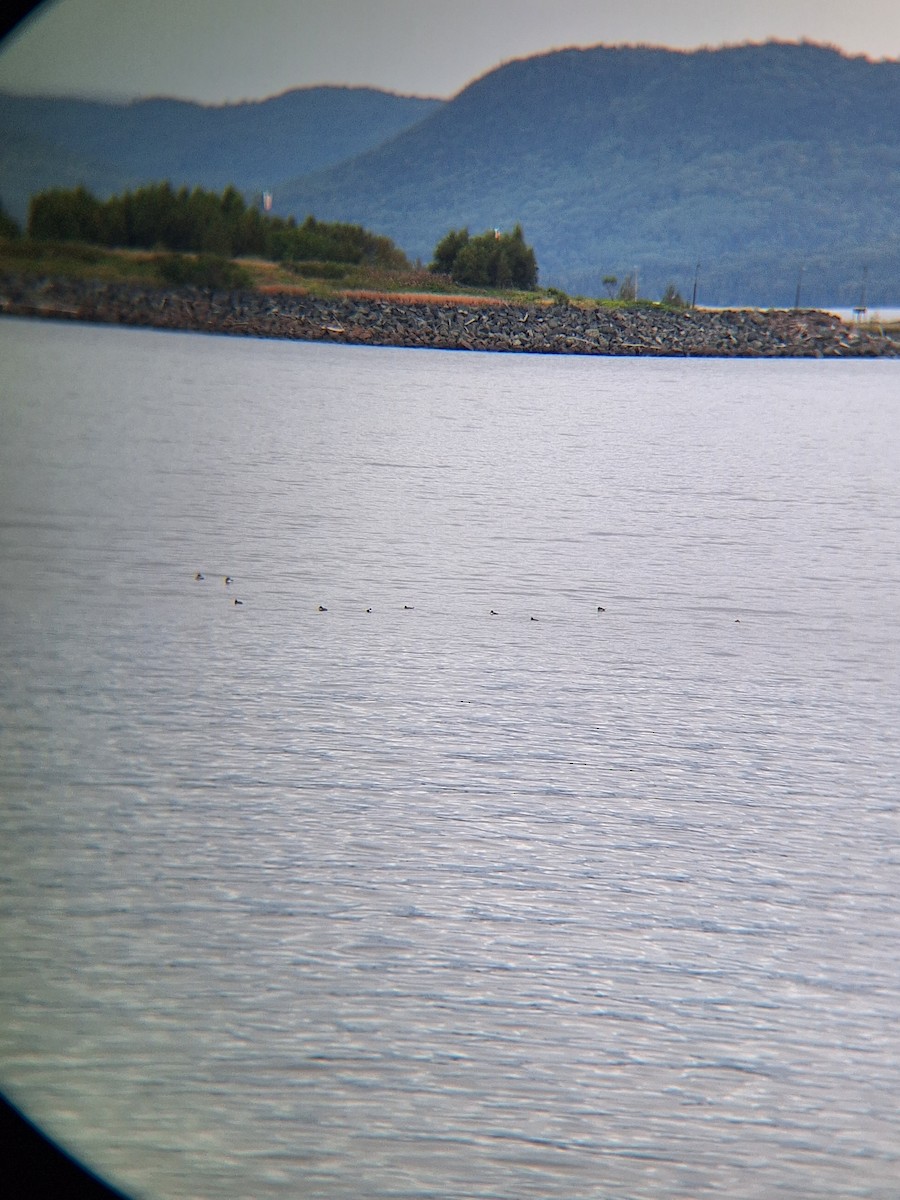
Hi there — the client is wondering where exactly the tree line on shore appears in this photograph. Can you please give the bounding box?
[0,183,542,293]
[18,183,409,270]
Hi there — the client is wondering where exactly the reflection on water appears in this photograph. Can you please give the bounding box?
[1,319,899,1199]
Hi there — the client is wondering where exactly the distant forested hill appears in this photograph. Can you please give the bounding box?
[0,86,441,224]
[2,43,898,305]
[275,42,900,306]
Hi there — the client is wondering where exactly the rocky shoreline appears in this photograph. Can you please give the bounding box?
[2,273,898,358]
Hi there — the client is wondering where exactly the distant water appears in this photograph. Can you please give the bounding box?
[1,318,898,1200]
[828,307,900,325]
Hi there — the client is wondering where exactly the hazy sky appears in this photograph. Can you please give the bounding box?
[1,0,899,103]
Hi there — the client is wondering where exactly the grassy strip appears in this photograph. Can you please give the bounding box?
[10,240,889,331]
[0,239,165,284]
[0,240,681,311]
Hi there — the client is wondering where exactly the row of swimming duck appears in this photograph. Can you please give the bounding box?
[195,572,607,616]
[195,571,242,602]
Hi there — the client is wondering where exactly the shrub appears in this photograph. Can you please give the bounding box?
[545,286,570,305]
[155,253,252,291]
[288,260,347,280]
[6,238,103,263]
[617,273,638,302]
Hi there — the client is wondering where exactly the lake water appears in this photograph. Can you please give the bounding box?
[1,318,898,1200]
[829,307,900,325]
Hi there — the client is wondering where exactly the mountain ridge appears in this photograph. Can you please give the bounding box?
[0,84,441,221]
[272,42,899,305]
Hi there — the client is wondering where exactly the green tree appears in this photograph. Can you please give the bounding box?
[617,272,638,302]
[430,224,537,289]
[429,227,469,274]
[28,185,102,242]
[497,224,537,289]
[234,205,267,257]
[452,236,497,287]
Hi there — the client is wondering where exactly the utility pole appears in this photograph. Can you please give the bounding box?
[691,262,701,309]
